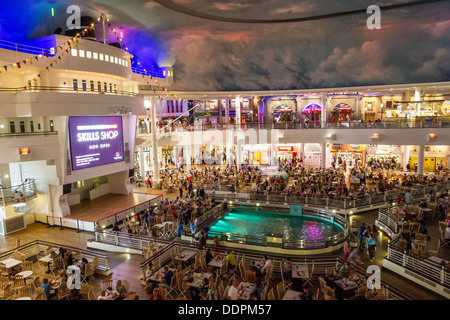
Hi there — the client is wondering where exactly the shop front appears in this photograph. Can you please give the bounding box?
[242,145,270,166]
[302,103,322,123]
[330,144,366,168]
[366,145,401,169]
[195,112,220,129]
[272,104,294,123]
[332,103,353,122]
[274,145,299,162]
[408,145,448,171]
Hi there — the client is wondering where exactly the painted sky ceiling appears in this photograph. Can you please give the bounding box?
[1,0,450,91]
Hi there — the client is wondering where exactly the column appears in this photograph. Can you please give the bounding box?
[321,92,327,128]
[325,143,331,168]
[185,144,191,171]
[219,99,223,126]
[321,143,326,169]
[417,145,425,176]
[295,95,302,124]
[226,99,230,125]
[235,96,241,129]
[236,141,242,166]
[402,145,410,172]
[355,94,362,121]
[226,130,232,166]
[414,88,422,118]
[138,146,145,178]
[150,98,160,183]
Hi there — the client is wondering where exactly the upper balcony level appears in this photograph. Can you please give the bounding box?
[0,35,173,89]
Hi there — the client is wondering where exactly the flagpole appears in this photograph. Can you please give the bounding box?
[101,13,106,44]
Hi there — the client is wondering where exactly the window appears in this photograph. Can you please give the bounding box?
[109,83,112,92]
[97,81,101,92]
[9,121,15,133]
[115,57,118,64]
[50,120,54,132]
[71,49,77,56]
[72,180,85,189]
[30,121,34,132]
[37,123,41,130]
[110,56,114,63]
[79,50,85,58]
[93,52,98,60]
[99,53,104,61]
[90,81,94,92]
[20,121,25,133]
[86,51,92,59]
[73,79,78,91]
[125,60,128,67]
[104,82,107,92]
[105,54,109,62]
[114,84,117,92]
[82,80,87,91]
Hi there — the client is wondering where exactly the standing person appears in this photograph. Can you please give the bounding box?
[367,233,377,261]
[189,219,197,243]
[359,222,367,250]
[179,181,183,198]
[405,189,412,205]
[227,278,240,300]
[343,241,351,260]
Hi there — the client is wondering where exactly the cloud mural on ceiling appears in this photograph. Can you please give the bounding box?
[1,0,449,91]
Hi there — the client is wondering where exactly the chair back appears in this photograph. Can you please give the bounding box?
[16,285,32,298]
[21,261,33,271]
[12,275,24,289]
[125,291,137,300]
[155,287,168,300]
[14,250,25,262]
[102,278,113,291]
[276,282,285,300]
[268,287,275,300]
[218,282,224,300]
[1,284,12,300]
[246,270,256,283]
[261,285,268,300]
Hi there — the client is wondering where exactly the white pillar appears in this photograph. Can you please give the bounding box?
[321,92,327,128]
[138,146,145,178]
[295,96,302,123]
[235,96,241,129]
[226,130,232,165]
[355,94,362,121]
[226,99,230,125]
[417,145,425,175]
[321,143,326,169]
[414,88,422,117]
[325,143,331,168]
[185,144,191,171]
[149,98,160,183]
[402,145,410,172]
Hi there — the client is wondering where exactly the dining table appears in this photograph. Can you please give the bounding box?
[1,258,23,272]
[282,290,301,300]
[15,297,32,300]
[291,263,309,279]
[186,272,212,288]
[147,267,174,283]
[237,282,254,300]
[208,254,226,268]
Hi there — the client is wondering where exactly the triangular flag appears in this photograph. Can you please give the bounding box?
[45,51,48,57]
[29,58,33,64]
[58,56,61,60]
[35,56,39,61]
[17,62,21,68]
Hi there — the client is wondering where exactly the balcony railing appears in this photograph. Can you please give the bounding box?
[153,120,450,135]
[131,67,166,78]
[0,131,58,138]
[0,39,55,56]
[0,179,37,206]
[0,85,143,97]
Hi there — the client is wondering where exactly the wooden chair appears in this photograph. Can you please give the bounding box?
[303,260,314,287]
[12,275,26,293]
[319,276,327,295]
[34,287,46,300]
[14,250,25,263]
[324,286,335,299]
[402,221,411,234]
[166,273,178,300]
[102,278,114,291]
[31,276,41,293]
[155,287,168,300]
[324,293,336,300]
[246,270,256,284]
[125,291,137,300]
[314,288,321,300]
[218,282,225,300]
[261,285,268,300]
[16,285,32,299]
[45,246,54,255]
[412,222,420,234]
[356,285,368,296]
[0,262,9,277]
[56,282,70,300]
[0,284,13,300]
[16,238,21,248]
[267,287,276,300]
[276,282,286,300]
[87,286,96,300]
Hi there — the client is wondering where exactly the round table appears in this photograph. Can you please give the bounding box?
[16,270,33,278]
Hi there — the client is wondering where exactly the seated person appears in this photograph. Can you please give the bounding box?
[158,266,174,289]
[98,290,113,300]
[299,286,314,300]
[339,263,353,279]
[150,288,163,300]
[251,277,264,300]
[40,278,55,300]
[106,286,119,300]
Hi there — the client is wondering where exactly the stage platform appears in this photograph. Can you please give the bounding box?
[67,192,162,223]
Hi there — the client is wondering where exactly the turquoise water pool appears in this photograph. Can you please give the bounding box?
[209,209,343,244]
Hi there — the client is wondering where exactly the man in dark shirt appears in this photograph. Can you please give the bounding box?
[359,223,367,249]
[159,266,173,289]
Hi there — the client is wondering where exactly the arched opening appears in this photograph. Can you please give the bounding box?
[302,103,322,122]
[332,103,352,122]
[272,104,293,123]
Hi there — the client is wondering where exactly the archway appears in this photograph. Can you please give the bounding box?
[272,104,293,123]
[332,103,352,122]
[302,103,322,122]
